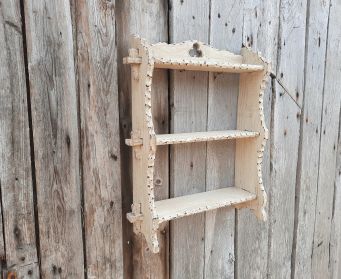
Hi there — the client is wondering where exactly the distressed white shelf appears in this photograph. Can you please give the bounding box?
[124,36,270,253]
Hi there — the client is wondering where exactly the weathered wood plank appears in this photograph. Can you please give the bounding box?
[24,0,84,277]
[204,1,243,278]
[116,1,169,278]
[73,0,123,278]
[292,0,331,278]
[268,94,301,279]
[237,1,280,278]
[2,263,39,279]
[275,1,307,108]
[331,111,341,279]
[0,205,4,275]
[0,0,39,277]
[169,1,209,278]
[311,0,341,276]
[267,0,306,278]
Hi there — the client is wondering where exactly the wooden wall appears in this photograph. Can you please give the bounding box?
[0,0,340,278]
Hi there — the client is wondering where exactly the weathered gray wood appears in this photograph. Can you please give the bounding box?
[169,1,209,278]
[275,2,306,108]
[2,263,39,279]
[292,0,331,278]
[24,0,84,277]
[116,1,169,278]
[0,206,4,276]
[331,110,341,279]
[74,0,123,277]
[0,0,39,276]
[204,1,243,278]
[237,1,280,278]
[331,113,341,279]
[267,0,306,278]
[311,0,341,276]
[268,94,301,279]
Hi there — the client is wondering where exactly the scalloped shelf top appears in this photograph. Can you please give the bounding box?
[124,39,265,73]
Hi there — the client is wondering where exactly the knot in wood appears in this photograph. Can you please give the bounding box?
[189,42,203,57]
[154,178,162,186]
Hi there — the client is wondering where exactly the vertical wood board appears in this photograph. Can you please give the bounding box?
[311,0,341,276]
[24,0,84,277]
[204,1,243,278]
[74,0,123,278]
[0,0,39,277]
[275,0,307,107]
[116,1,169,278]
[267,1,306,277]
[237,1,280,278]
[169,1,209,278]
[331,113,341,279]
[292,0,330,278]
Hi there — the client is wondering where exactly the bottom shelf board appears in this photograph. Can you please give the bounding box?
[154,187,256,223]
[155,130,259,145]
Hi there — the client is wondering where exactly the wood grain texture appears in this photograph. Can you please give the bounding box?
[3,263,39,279]
[267,0,306,277]
[331,113,341,279]
[275,0,307,108]
[292,0,330,278]
[204,1,243,278]
[74,0,123,277]
[237,1,280,278]
[24,0,84,277]
[0,205,4,276]
[268,93,301,279]
[169,1,209,278]
[311,0,341,276]
[116,1,169,278]
[0,0,39,276]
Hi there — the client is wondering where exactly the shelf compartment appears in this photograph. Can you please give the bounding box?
[154,58,264,73]
[155,130,259,145]
[154,187,256,223]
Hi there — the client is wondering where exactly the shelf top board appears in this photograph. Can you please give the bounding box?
[123,37,267,73]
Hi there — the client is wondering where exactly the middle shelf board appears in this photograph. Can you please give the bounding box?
[154,187,256,224]
[154,58,264,73]
[155,130,259,145]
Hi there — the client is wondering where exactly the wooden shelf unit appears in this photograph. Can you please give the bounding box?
[124,36,270,253]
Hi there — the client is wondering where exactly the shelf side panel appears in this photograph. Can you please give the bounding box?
[130,38,159,253]
[235,49,270,220]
